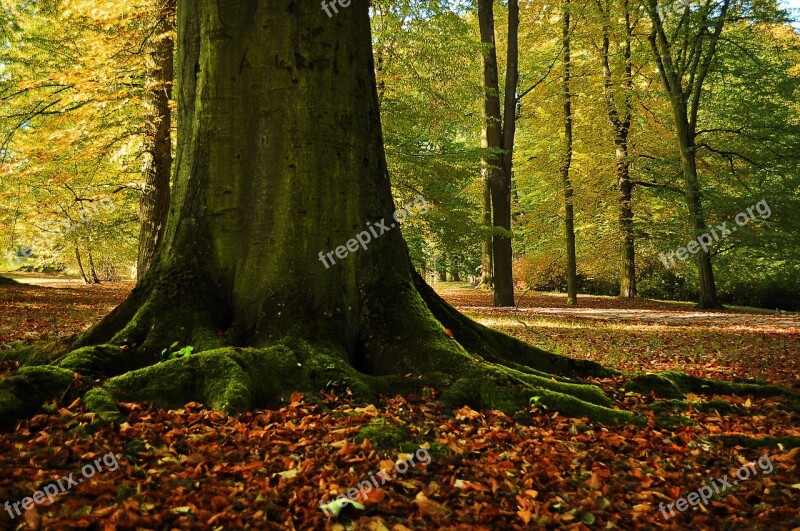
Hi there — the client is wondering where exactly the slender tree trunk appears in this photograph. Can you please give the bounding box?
[478,0,515,307]
[480,163,494,288]
[645,0,727,308]
[137,0,175,281]
[598,0,636,298]
[618,154,636,298]
[561,0,578,306]
[450,268,461,282]
[87,244,101,284]
[493,0,519,307]
[75,245,89,284]
[675,118,719,308]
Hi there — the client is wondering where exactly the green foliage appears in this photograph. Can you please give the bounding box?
[160,342,194,362]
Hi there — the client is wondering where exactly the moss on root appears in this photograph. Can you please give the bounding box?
[2,335,635,428]
[55,345,153,377]
[441,371,634,425]
[0,366,75,429]
[354,420,413,450]
[412,272,615,379]
[83,388,125,424]
[624,371,798,401]
[93,341,383,414]
[713,434,800,450]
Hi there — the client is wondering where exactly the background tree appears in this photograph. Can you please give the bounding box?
[644,0,732,308]
[560,0,579,306]
[478,0,519,307]
[596,0,637,298]
[137,0,175,280]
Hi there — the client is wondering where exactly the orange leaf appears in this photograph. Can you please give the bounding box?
[358,488,386,505]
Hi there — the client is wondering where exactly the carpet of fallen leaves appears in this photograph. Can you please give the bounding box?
[0,275,130,344]
[439,284,800,387]
[0,278,798,530]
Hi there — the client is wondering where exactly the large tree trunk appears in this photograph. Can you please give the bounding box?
[478,0,515,307]
[561,0,578,306]
[136,0,175,281]
[0,0,643,430]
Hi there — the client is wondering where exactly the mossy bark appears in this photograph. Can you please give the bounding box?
[137,0,175,279]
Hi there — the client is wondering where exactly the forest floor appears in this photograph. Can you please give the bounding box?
[0,276,798,529]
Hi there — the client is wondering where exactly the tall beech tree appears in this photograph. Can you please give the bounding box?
[644,0,732,308]
[2,0,795,430]
[596,0,637,298]
[561,0,579,306]
[477,0,519,307]
[137,0,176,280]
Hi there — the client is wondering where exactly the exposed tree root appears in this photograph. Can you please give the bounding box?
[0,366,76,428]
[624,371,800,401]
[713,434,800,450]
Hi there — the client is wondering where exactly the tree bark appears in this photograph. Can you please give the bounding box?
[561,0,578,306]
[479,140,494,288]
[75,244,89,284]
[494,0,519,307]
[478,0,516,307]
[87,244,100,284]
[137,0,175,281]
[597,0,636,298]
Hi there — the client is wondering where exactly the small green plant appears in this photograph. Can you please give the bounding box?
[161,342,194,361]
[529,396,547,410]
